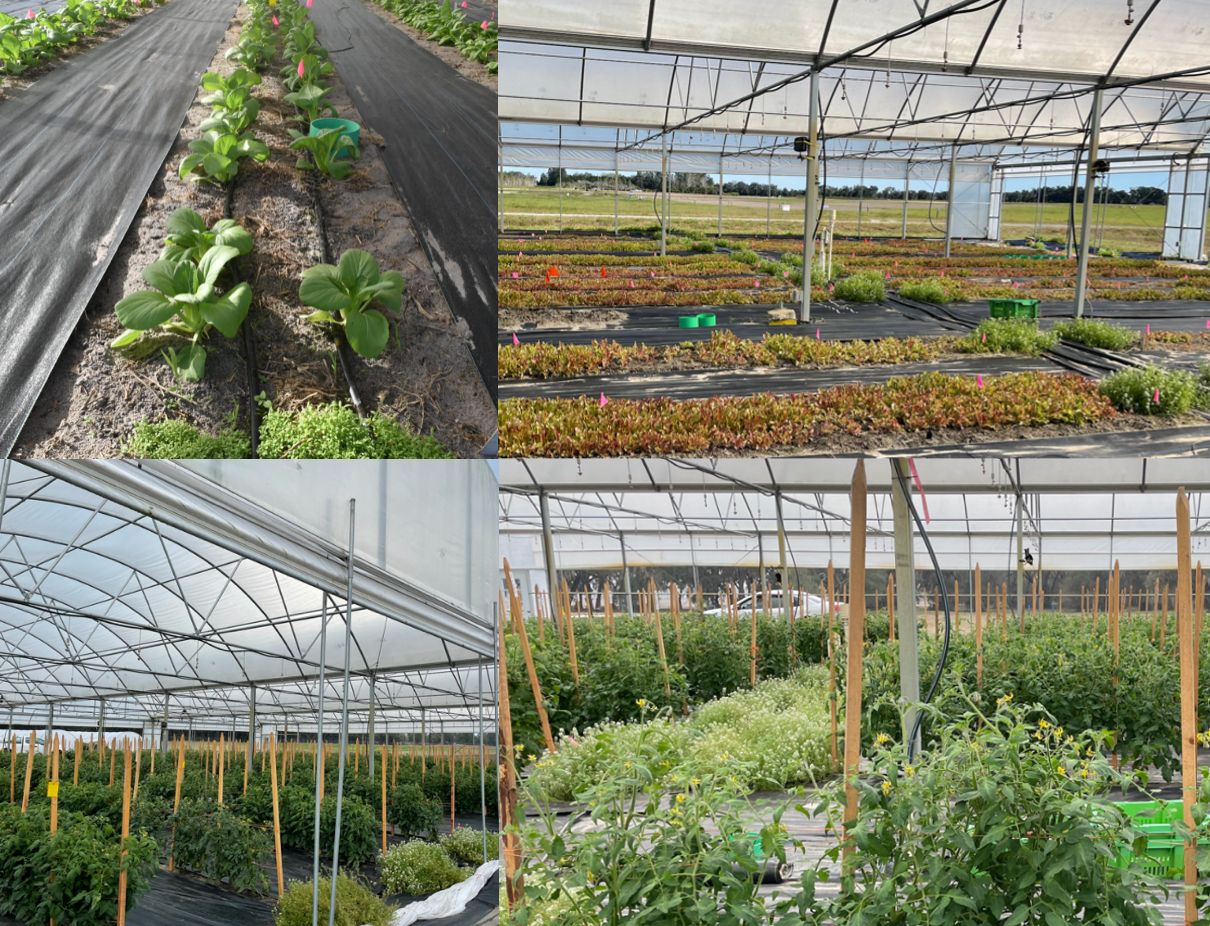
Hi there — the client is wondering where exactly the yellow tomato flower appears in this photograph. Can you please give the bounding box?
[875,733,891,746]
[675,793,686,804]
[635,698,647,709]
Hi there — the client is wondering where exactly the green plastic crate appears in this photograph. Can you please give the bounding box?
[989,298,1039,320]
[1118,800,1184,824]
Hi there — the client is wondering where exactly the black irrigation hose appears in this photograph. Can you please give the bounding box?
[891,463,951,762]
[224,178,262,456]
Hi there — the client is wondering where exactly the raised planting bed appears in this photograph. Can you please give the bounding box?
[499,370,1126,456]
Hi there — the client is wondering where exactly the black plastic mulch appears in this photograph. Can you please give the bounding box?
[308,0,497,398]
[0,0,237,454]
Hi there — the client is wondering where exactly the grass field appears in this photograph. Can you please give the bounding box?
[500,188,1196,253]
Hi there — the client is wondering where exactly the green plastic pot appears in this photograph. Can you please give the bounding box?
[697,313,717,327]
[678,315,700,328]
[309,118,361,160]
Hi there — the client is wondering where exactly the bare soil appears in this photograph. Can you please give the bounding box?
[500,307,629,331]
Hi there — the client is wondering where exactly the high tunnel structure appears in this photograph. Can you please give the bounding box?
[0,460,498,749]
[498,0,1210,317]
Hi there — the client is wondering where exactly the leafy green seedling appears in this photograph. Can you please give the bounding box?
[112,245,252,381]
[288,126,358,180]
[199,67,262,135]
[283,81,336,124]
[160,208,253,265]
[299,249,403,359]
[179,129,269,184]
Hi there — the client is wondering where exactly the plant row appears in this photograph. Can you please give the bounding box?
[0,0,161,77]
[499,370,1117,456]
[511,690,1210,926]
[374,0,496,71]
[499,331,950,380]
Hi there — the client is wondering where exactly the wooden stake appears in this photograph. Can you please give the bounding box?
[1175,489,1198,926]
[449,745,456,834]
[8,734,15,804]
[117,743,132,926]
[134,738,143,804]
[827,561,838,766]
[20,730,35,813]
[267,733,284,897]
[603,580,614,638]
[498,598,523,908]
[565,601,580,684]
[974,565,983,688]
[886,573,895,644]
[381,745,389,856]
[109,742,116,786]
[168,737,185,872]
[654,609,672,698]
[73,739,81,787]
[750,592,758,688]
[842,462,867,872]
[504,559,555,753]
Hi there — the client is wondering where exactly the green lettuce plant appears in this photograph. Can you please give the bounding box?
[199,67,261,135]
[179,129,269,185]
[299,249,403,358]
[289,126,359,180]
[112,244,252,381]
[160,207,253,265]
[283,81,336,123]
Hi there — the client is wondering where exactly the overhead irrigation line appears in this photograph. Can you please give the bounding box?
[617,0,1005,152]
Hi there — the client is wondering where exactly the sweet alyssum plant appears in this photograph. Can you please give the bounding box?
[299,249,403,358]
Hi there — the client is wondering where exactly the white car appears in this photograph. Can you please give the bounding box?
[704,589,837,616]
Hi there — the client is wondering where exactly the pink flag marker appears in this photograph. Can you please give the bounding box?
[510,271,519,279]
[512,332,520,346]
[815,327,820,340]
[976,374,985,389]
[1145,323,1151,335]
[1205,318,1210,328]
[1153,387,1161,404]
[297,59,305,78]
[272,14,278,25]
[783,270,789,278]
[481,18,489,29]
[629,280,635,289]
[755,280,761,288]
[599,392,609,408]
[981,331,987,344]
[907,457,931,523]
[306,0,312,7]
[460,0,467,6]
[25,8,33,18]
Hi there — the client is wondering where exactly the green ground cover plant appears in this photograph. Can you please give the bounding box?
[957,318,1058,356]
[275,873,394,926]
[379,840,467,894]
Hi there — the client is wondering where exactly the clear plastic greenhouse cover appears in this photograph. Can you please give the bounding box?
[500,459,1210,572]
[0,461,497,728]
[500,1,1210,88]
[499,2,1210,160]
